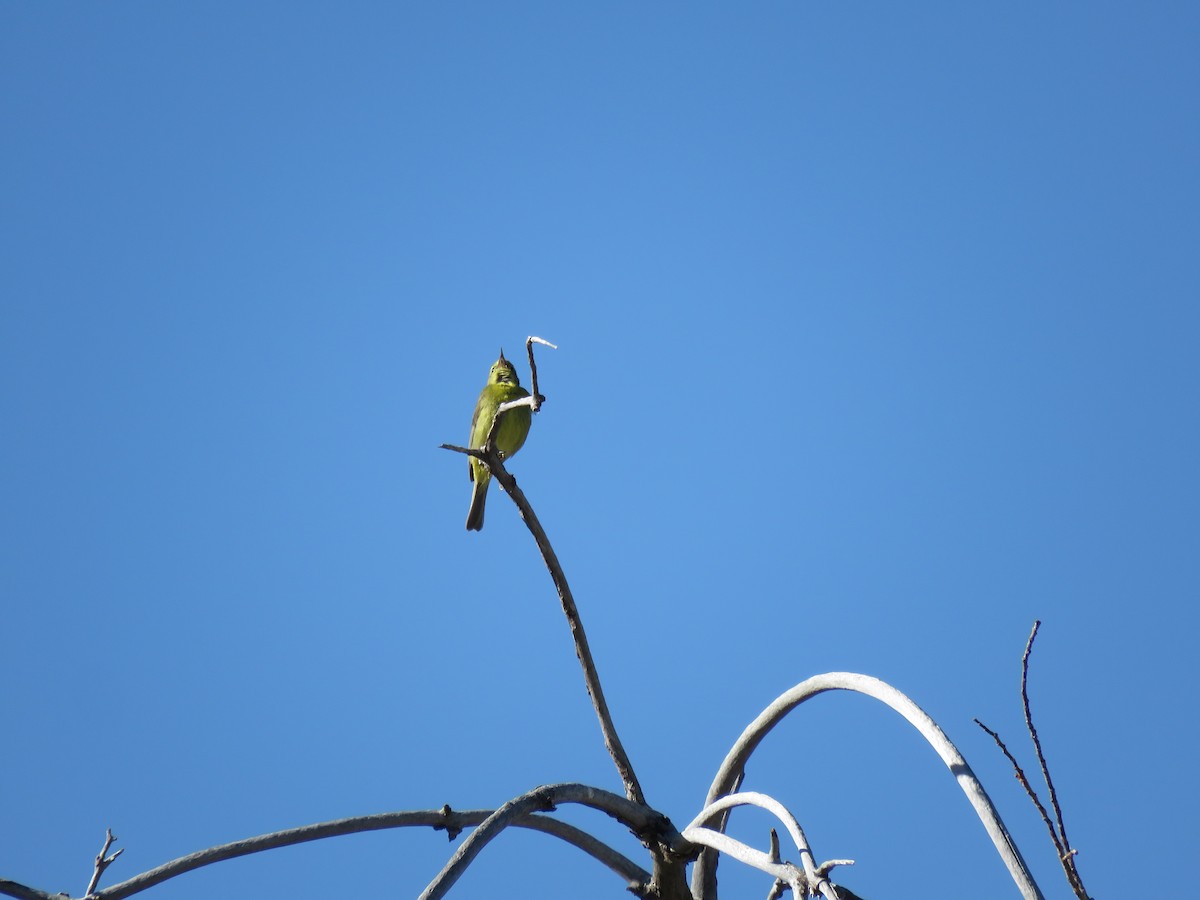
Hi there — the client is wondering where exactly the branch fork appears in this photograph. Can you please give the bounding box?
[685,791,847,900]
[84,829,123,898]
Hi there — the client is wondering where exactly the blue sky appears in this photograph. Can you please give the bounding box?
[3,3,1197,899]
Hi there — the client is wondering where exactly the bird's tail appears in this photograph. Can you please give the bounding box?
[465,477,487,531]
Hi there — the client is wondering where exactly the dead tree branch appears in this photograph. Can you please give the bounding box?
[419,783,688,900]
[0,805,650,900]
[0,881,61,900]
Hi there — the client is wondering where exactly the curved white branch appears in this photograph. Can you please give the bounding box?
[686,792,845,900]
[692,672,1043,900]
[684,826,805,897]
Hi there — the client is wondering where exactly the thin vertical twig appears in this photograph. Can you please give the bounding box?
[524,335,556,409]
[1021,623,1069,850]
[1020,621,1089,899]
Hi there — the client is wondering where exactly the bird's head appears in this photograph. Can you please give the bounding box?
[488,350,521,386]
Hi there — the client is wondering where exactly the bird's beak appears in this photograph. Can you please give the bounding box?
[498,347,506,362]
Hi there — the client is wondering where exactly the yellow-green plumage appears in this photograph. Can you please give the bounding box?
[466,350,532,531]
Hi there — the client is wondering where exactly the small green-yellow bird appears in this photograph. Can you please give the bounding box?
[466,350,532,531]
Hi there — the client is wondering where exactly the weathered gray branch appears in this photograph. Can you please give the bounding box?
[685,791,848,900]
[419,783,688,900]
[0,806,649,900]
[488,452,646,806]
[0,881,60,900]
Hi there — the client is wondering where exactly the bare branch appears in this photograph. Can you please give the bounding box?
[92,812,442,898]
[519,817,650,887]
[497,454,645,804]
[692,672,1043,900]
[84,830,124,897]
[14,801,653,900]
[1022,622,1069,842]
[686,791,845,900]
[683,826,806,897]
[419,783,687,900]
[434,805,651,886]
[1022,623,1083,884]
[442,429,646,807]
[0,880,64,900]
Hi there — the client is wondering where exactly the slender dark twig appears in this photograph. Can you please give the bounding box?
[84,829,124,896]
[524,335,556,408]
[973,719,1062,856]
[1021,623,1069,851]
[1020,621,1090,899]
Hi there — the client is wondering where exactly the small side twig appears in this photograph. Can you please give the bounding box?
[1021,623,1070,855]
[84,829,123,897]
[973,720,1062,855]
[524,335,556,408]
[685,791,846,900]
[764,829,786,900]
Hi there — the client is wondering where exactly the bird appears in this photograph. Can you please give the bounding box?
[465,349,532,531]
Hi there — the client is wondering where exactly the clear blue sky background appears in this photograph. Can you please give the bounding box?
[3,4,1197,899]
